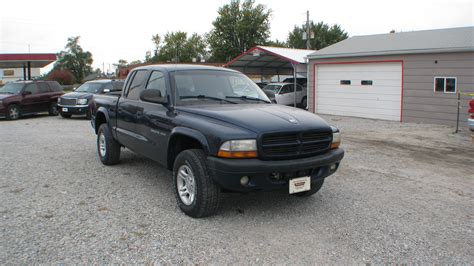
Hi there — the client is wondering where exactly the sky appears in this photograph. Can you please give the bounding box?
[1,0,473,73]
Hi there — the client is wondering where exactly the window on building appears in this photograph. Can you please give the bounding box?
[361,80,373,86]
[434,77,456,93]
[340,80,351,85]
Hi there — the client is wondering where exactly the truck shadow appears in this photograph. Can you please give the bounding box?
[117,150,327,219]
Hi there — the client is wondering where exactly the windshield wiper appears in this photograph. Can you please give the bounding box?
[180,95,237,104]
[226,95,271,103]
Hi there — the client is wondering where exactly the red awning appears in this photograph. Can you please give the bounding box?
[0,53,57,68]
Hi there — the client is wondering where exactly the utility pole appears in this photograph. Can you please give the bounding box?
[306,10,311,50]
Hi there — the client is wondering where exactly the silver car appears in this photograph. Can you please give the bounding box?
[263,83,307,108]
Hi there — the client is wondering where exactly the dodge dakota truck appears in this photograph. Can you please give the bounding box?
[90,65,344,218]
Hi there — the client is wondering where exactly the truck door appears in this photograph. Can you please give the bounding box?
[135,70,174,164]
[116,70,148,149]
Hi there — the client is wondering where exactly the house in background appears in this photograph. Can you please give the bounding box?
[307,27,474,126]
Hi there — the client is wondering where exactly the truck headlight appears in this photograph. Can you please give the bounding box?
[77,99,88,105]
[57,98,61,103]
[217,139,258,158]
[331,126,341,149]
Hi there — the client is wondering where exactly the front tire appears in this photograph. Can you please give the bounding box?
[6,104,20,120]
[97,124,121,165]
[301,97,307,110]
[173,149,220,218]
[293,178,324,197]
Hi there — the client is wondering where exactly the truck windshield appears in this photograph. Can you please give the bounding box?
[0,83,24,94]
[172,70,270,105]
[75,83,103,93]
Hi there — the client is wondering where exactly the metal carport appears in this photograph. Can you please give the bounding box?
[224,46,316,107]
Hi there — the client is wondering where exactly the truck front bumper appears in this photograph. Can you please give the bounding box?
[57,104,89,115]
[206,148,344,192]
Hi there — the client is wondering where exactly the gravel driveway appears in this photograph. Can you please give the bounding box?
[0,114,472,264]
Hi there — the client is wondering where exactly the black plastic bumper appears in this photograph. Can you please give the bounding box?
[58,105,88,115]
[206,148,344,192]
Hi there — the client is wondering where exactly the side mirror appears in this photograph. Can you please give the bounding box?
[22,91,32,96]
[140,89,167,105]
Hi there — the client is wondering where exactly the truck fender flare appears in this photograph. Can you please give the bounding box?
[168,127,211,154]
[94,107,111,134]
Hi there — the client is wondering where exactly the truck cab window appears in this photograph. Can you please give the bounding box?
[126,70,148,100]
[146,71,167,97]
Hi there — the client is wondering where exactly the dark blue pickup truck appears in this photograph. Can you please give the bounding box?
[91,65,344,218]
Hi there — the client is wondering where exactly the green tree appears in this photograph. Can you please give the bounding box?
[152,31,207,63]
[151,34,161,56]
[117,59,128,67]
[208,0,272,62]
[265,39,288,48]
[55,36,93,82]
[287,22,348,50]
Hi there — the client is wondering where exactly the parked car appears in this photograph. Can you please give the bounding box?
[58,79,124,119]
[468,98,474,131]
[282,77,307,88]
[91,65,344,218]
[255,81,268,89]
[0,80,63,120]
[263,82,307,108]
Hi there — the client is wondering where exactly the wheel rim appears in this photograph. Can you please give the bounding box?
[176,165,196,206]
[99,133,106,157]
[9,106,19,119]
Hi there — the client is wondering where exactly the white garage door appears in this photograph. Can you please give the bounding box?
[315,62,402,121]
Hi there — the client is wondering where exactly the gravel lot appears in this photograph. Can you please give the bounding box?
[0,114,472,263]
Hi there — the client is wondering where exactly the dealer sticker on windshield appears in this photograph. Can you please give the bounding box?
[289,176,311,194]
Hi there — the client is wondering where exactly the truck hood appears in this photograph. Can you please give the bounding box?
[176,104,331,133]
[61,92,93,99]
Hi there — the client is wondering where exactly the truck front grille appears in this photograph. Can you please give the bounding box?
[260,131,332,160]
[59,98,77,106]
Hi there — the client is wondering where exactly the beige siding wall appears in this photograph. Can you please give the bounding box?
[308,52,474,126]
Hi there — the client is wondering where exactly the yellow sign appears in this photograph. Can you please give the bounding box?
[3,70,14,76]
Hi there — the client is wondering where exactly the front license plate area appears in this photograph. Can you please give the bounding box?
[62,108,68,112]
[289,176,311,194]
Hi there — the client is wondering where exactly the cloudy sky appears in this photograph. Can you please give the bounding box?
[1,0,472,72]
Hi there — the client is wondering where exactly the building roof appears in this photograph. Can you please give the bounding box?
[0,53,57,68]
[308,27,474,59]
[224,46,316,75]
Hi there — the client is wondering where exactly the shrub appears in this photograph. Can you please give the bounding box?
[48,70,76,85]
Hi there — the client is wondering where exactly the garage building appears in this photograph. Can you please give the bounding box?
[307,27,474,125]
